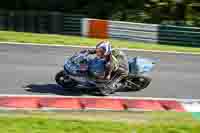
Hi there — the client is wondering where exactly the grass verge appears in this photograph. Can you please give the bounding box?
[0,31,200,54]
[0,111,199,133]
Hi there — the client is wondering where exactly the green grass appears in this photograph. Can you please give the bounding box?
[0,111,199,133]
[0,116,199,133]
[0,31,200,54]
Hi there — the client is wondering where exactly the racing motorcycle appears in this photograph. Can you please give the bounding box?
[55,52,158,95]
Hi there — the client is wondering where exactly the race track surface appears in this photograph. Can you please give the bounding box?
[0,43,200,99]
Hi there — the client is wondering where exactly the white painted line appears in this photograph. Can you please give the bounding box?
[0,41,199,55]
[181,101,200,112]
[127,108,164,112]
[41,108,83,111]
[0,41,93,49]
[0,107,39,111]
[0,94,199,102]
[0,107,166,112]
[83,108,123,111]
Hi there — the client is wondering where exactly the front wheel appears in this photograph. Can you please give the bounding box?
[55,70,77,88]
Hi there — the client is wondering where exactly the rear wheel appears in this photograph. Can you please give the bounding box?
[126,75,151,91]
[55,70,77,88]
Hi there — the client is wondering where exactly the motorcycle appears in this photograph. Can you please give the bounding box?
[55,52,158,95]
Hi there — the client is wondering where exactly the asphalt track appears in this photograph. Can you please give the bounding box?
[0,43,200,99]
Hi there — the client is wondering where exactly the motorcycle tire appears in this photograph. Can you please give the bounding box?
[55,70,77,88]
[126,75,152,91]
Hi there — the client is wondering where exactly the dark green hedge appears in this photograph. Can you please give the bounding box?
[0,0,200,27]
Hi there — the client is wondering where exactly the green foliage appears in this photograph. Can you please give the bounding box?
[0,0,200,27]
[186,1,200,27]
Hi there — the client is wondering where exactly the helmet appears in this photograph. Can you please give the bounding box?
[96,41,112,55]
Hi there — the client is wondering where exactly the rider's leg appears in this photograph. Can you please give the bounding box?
[104,50,129,91]
[105,67,128,91]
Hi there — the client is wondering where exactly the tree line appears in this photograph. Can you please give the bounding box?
[0,0,199,26]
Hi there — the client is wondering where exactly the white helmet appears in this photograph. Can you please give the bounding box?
[96,41,112,55]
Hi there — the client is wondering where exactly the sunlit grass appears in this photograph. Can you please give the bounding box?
[0,31,200,54]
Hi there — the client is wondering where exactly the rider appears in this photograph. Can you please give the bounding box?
[82,41,129,82]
